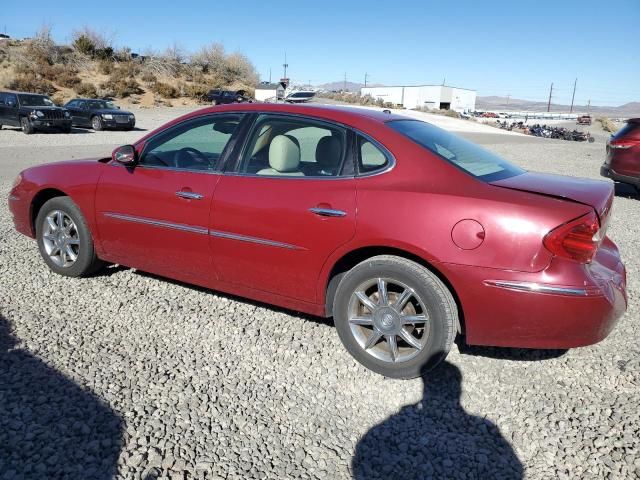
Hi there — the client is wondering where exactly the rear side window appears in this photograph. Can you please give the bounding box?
[388,119,524,182]
[357,136,390,174]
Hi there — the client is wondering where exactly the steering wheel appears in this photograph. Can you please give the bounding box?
[173,147,209,169]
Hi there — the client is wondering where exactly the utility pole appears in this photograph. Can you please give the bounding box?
[282,53,288,80]
[269,68,271,83]
[587,99,591,114]
[343,72,347,92]
[546,82,554,112]
[364,72,369,87]
[506,94,510,106]
[570,78,577,114]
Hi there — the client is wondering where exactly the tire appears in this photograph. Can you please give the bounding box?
[333,255,458,379]
[21,117,34,135]
[91,116,103,131]
[62,125,72,134]
[35,196,104,277]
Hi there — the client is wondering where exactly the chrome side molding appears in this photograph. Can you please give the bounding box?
[103,212,208,235]
[483,280,601,297]
[210,230,304,250]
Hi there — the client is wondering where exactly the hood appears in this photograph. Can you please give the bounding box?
[21,105,67,111]
[490,172,614,220]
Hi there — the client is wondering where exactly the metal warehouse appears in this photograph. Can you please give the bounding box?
[360,85,476,112]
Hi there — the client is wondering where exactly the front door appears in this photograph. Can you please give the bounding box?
[95,113,246,281]
[211,113,357,304]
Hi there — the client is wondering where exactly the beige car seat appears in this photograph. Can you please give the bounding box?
[257,135,305,176]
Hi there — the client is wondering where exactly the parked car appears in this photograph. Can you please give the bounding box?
[601,118,640,192]
[285,91,316,103]
[8,104,627,378]
[207,89,252,105]
[0,91,71,134]
[481,112,499,118]
[577,115,592,125]
[64,98,136,131]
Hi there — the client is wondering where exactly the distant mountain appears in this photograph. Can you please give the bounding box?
[477,96,640,118]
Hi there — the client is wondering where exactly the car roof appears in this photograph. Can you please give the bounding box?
[190,103,407,124]
[1,90,47,96]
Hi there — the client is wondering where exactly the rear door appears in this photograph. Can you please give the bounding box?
[210,113,357,303]
[65,100,82,126]
[4,93,20,126]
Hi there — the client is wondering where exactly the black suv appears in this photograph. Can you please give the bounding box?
[0,91,72,134]
[207,89,252,105]
[64,98,136,131]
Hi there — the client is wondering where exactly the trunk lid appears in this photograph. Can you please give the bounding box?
[490,172,614,221]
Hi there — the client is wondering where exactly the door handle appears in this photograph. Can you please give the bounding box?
[309,207,346,217]
[176,191,204,200]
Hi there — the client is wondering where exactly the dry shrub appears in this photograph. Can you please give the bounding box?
[140,72,157,85]
[597,117,617,133]
[51,92,65,106]
[100,75,142,98]
[56,71,81,88]
[97,60,113,75]
[8,74,56,95]
[151,81,178,99]
[183,83,209,102]
[75,82,98,97]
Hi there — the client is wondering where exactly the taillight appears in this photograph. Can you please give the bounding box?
[543,211,602,264]
[609,139,640,149]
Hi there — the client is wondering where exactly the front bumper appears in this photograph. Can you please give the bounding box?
[601,164,640,188]
[102,118,136,129]
[442,238,627,349]
[31,118,72,130]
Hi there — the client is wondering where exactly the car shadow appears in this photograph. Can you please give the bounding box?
[613,182,639,200]
[456,339,568,361]
[352,361,524,480]
[0,313,123,478]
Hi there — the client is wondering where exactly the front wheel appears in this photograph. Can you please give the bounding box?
[333,255,458,378]
[35,196,104,277]
[21,117,34,134]
[91,116,103,131]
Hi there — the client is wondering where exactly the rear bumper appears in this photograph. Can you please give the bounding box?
[442,238,627,348]
[601,164,640,187]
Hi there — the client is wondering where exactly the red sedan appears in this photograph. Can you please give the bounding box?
[8,104,627,378]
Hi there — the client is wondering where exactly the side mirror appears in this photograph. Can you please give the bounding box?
[112,145,137,165]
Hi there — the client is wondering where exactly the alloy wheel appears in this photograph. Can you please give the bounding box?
[348,277,430,363]
[41,210,80,268]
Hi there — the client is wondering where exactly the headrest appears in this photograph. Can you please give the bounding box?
[315,136,341,167]
[269,135,301,172]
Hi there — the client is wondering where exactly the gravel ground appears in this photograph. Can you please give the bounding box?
[1,110,639,479]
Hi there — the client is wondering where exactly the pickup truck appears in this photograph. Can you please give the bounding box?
[577,115,592,125]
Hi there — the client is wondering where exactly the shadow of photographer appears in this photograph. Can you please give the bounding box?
[0,313,123,478]
[352,361,523,480]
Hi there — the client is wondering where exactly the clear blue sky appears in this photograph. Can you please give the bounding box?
[2,0,638,106]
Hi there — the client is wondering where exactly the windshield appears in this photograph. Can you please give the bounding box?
[18,94,55,107]
[387,119,524,181]
[290,92,315,98]
[88,100,117,110]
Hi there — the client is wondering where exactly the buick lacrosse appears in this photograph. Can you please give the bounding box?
[9,104,627,378]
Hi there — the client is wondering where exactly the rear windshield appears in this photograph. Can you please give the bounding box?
[387,119,525,181]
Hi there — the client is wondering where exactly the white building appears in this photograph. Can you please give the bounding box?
[255,83,285,102]
[360,85,476,112]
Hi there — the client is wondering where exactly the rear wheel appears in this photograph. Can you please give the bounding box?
[91,116,103,131]
[21,117,34,135]
[333,255,458,378]
[35,197,104,277]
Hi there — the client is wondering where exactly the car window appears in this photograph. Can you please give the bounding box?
[388,119,524,181]
[140,114,243,171]
[5,93,17,107]
[358,136,390,174]
[239,115,347,177]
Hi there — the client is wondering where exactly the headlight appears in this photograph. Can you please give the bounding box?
[102,114,113,120]
[30,110,44,119]
[64,111,70,118]
[11,173,22,189]
[129,115,135,120]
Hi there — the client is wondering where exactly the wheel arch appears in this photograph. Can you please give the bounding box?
[322,245,464,334]
[30,188,69,235]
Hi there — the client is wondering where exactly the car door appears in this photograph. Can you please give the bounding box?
[77,101,92,126]
[4,93,20,126]
[210,113,357,304]
[64,100,81,125]
[95,113,246,281]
